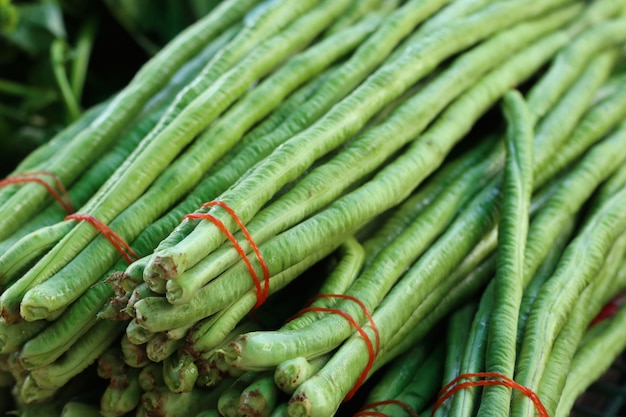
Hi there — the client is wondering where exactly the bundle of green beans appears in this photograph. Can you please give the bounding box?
[2,0,626,415]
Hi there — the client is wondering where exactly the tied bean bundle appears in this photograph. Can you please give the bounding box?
[2,0,626,416]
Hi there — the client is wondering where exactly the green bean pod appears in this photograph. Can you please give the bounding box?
[0,319,47,355]
[29,319,125,390]
[273,355,330,395]
[217,371,258,417]
[163,349,198,393]
[361,133,498,261]
[146,333,185,364]
[324,0,394,36]
[535,79,626,187]
[238,372,280,417]
[138,362,165,393]
[100,367,142,417]
[433,302,477,417]
[524,118,626,287]
[477,89,534,417]
[168,2,576,334]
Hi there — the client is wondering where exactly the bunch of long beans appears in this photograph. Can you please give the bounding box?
[2,0,626,416]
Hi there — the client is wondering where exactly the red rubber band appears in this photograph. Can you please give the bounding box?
[295,305,376,401]
[1,171,75,214]
[201,200,270,301]
[431,372,548,417]
[355,399,420,417]
[65,213,139,264]
[183,212,265,309]
[310,294,380,356]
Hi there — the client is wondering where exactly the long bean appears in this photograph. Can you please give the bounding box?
[477,90,534,417]
[286,215,499,417]
[364,336,435,406]
[100,367,143,417]
[273,355,330,395]
[445,295,491,417]
[373,345,446,417]
[0,25,243,322]
[516,218,577,355]
[238,372,280,417]
[0,319,47,355]
[22,0,367,315]
[324,0,392,36]
[433,302,478,417]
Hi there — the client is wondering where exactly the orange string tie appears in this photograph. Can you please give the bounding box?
[309,294,381,356]
[1,171,75,214]
[65,213,139,264]
[201,200,270,302]
[292,293,380,401]
[431,372,549,417]
[183,205,268,309]
[355,399,420,417]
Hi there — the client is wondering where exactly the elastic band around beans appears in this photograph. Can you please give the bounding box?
[183,212,267,309]
[292,303,377,401]
[65,213,139,264]
[1,171,75,214]
[310,293,381,356]
[355,399,420,417]
[431,372,548,417]
[202,200,270,302]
